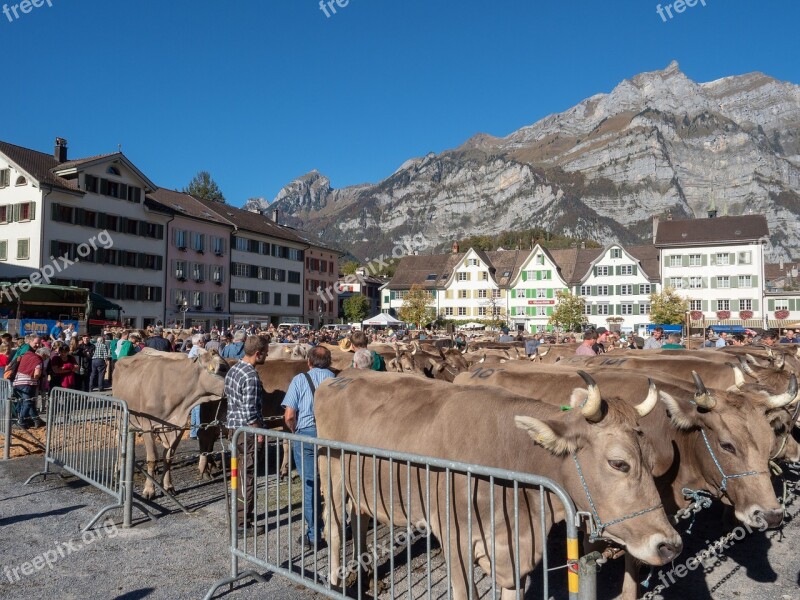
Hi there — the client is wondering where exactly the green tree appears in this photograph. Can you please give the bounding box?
[341,261,361,276]
[649,287,689,324]
[549,290,586,332]
[398,284,436,329]
[184,171,226,203]
[343,294,370,323]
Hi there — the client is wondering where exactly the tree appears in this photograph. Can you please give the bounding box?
[184,171,226,203]
[343,294,370,323]
[341,261,361,276]
[398,284,436,329]
[649,287,689,325]
[549,290,586,332]
[483,294,509,329]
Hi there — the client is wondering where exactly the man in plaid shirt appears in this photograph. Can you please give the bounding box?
[89,335,111,391]
[225,334,269,533]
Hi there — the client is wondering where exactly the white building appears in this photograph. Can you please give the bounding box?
[507,246,569,333]
[0,138,170,327]
[656,213,767,328]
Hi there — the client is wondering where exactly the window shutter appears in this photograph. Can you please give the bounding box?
[633,304,640,315]
[100,179,108,195]
[729,253,735,265]
[591,286,597,296]
[521,271,527,282]
[50,240,58,257]
[615,266,621,275]
[156,256,163,271]
[752,299,759,311]
[546,288,553,299]
[751,275,758,287]
[593,267,597,276]
[732,300,740,311]
[701,255,708,266]
[615,285,621,295]
[29,202,36,221]
[790,299,797,312]
[710,278,717,289]
[768,299,775,311]
[591,304,597,315]
[633,284,640,295]
[730,277,738,288]
[702,300,709,311]
[710,255,716,266]
[632,266,638,276]
[546,307,553,316]
[615,304,621,315]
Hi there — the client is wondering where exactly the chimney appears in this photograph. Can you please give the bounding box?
[452,241,459,254]
[780,257,785,271]
[707,209,717,219]
[580,241,586,249]
[54,137,68,163]
[652,215,659,242]
[272,208,279,224]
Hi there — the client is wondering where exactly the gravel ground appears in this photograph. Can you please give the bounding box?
[0,435,798,600]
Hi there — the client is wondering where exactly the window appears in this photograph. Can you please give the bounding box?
[610,248,622,259]
[457,272,468,281]
[597,304,609,315]
[477,289,487,299]
[258,292,270,304]
[0,240,5,260]
[597,285,609,296]
[288,294,300,307]
[597,266,610,276]
[641,303,651,315]
[84,174,98,193]
[211,265,223,283]
[716,300,730,311]
[689,277,703,289]
[175,230,187,249]
[175,260,187,280]
[15,176,26,186]
[580,285,591,296]
[738,275,751,288]
[468,258,480,267]
[233,263,249,277]
[234,237,248,251]
[516,289,526,298]
[776,300,789,311]
[738,251,752,265]
[0,169,10,187]
[716,253,730,266]
[320,260,328,273]
[620,284,632,295]
[107,166,121,176]
[481,271,489,281]
[621,304,633,315]
[192,232,204,252]
[193,264,205,282]
[17,238,29,259]
[458,307,467,316]
[716,276,730,289]
[620,265,633,276]
[689,254,702,266]
[537,306,548,316]
[0,206,6,223]
[583,304,592,315]
[288,270,301,284]
[127,186,142,203]
[271,244,285,259]
[690,300,702,311]
[640,284,653,295]
[15,202,35,222]
[213,293,223,309]
[536,254,546,265]
[444,307,453,316]
[492,289,501,299]
[740,299,753,311]
[669,255,682,267]
[669,277,683,289]
[192,291,203,308]
[234,290,248,303]
[274,293,282,306]
[459,290,468,299]
[478,307,487,316]
[426,273,437,281]
[287,248,303,261]
[537,288,547,298]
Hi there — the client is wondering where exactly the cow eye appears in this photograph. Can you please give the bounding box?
[720,442,736,455]
[608,460,630,473]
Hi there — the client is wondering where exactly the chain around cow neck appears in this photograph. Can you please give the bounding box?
[571,452,664,542]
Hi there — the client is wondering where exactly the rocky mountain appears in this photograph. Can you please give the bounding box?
[247,62,800,260]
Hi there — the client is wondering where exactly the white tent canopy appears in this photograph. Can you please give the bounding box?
[362,313,404,326]
[461,322,486,329]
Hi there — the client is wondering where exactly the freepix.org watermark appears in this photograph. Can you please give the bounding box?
[335,521,430,581]
[2,0,54,23]
[656,0,707,22]
[319,0,352,18]
[3,519,119,583]
[0,230,114,304]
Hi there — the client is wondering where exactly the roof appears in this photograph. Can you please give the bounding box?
[548,248,603,286]
[146,188,235,226]
[625,244,661,281]
[389,249,529,289]
[0,140,81,194]
[54,152,120,171]
[655,215,769,246]
[765,262,800,282]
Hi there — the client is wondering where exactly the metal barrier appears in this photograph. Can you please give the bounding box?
[24,388,154,531]
[204,427,587,600]
[0,378,11,460]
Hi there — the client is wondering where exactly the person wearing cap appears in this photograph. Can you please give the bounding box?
[145,326,172,352]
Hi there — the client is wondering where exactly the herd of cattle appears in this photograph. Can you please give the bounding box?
[110,338,800,600]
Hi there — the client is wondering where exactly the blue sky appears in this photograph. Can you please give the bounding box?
[1,0,797,206]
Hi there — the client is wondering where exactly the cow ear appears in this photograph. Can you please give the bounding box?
[514,416,577,456]
[659,391,702,430]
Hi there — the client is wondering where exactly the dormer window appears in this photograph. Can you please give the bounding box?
[15,176,27,186]
[107,166,121,176]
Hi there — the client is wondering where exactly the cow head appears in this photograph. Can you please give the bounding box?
[737,355,796,392]
[515,372,682,566]
[192,349,229,395]
[658,372,797,529]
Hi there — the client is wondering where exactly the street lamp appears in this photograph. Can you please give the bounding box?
[180,299,189,329]
[318,302,324,328]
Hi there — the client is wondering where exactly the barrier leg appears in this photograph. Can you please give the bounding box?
[577,553,599,600]
[2,391,10,460]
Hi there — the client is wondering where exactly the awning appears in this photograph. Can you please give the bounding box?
[89,292,122,311]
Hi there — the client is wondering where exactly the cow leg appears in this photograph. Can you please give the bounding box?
[161,430,183,495]
[621,554,640,600]
[321,450,347,587]
[500,578,527,600]
[142,432,159,500]
[197,424,219,481]
[280,439,291,479]
[445,537,478,600]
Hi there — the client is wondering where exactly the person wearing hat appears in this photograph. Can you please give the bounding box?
[145,326,172,352]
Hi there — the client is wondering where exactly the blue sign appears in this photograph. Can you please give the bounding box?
[19,319,80,337]
[0,319,7,332]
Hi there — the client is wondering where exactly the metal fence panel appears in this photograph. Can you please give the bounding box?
[204,427,585,600]
[24,388,151,530]
[0,378,11,460]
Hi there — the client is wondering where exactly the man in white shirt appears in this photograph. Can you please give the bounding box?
[715,332,728,348]
[643,327,664,350]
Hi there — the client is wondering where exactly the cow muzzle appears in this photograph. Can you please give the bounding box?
[736,506,783,530]
[657,538,683,563]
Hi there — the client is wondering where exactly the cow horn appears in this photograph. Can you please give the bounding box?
[727,362,746,389]
[739,355,757,377]
[577,370,603,422]
[411,343,418,356]
[766,347,774,359]
[635,379,659,417]
[538,347,550,357]
[692,371,716,409]
[767,374,798,409]
[795,347,800,360]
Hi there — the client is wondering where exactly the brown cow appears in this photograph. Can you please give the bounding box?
[112,348,229,499]
[317,369,681,600]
